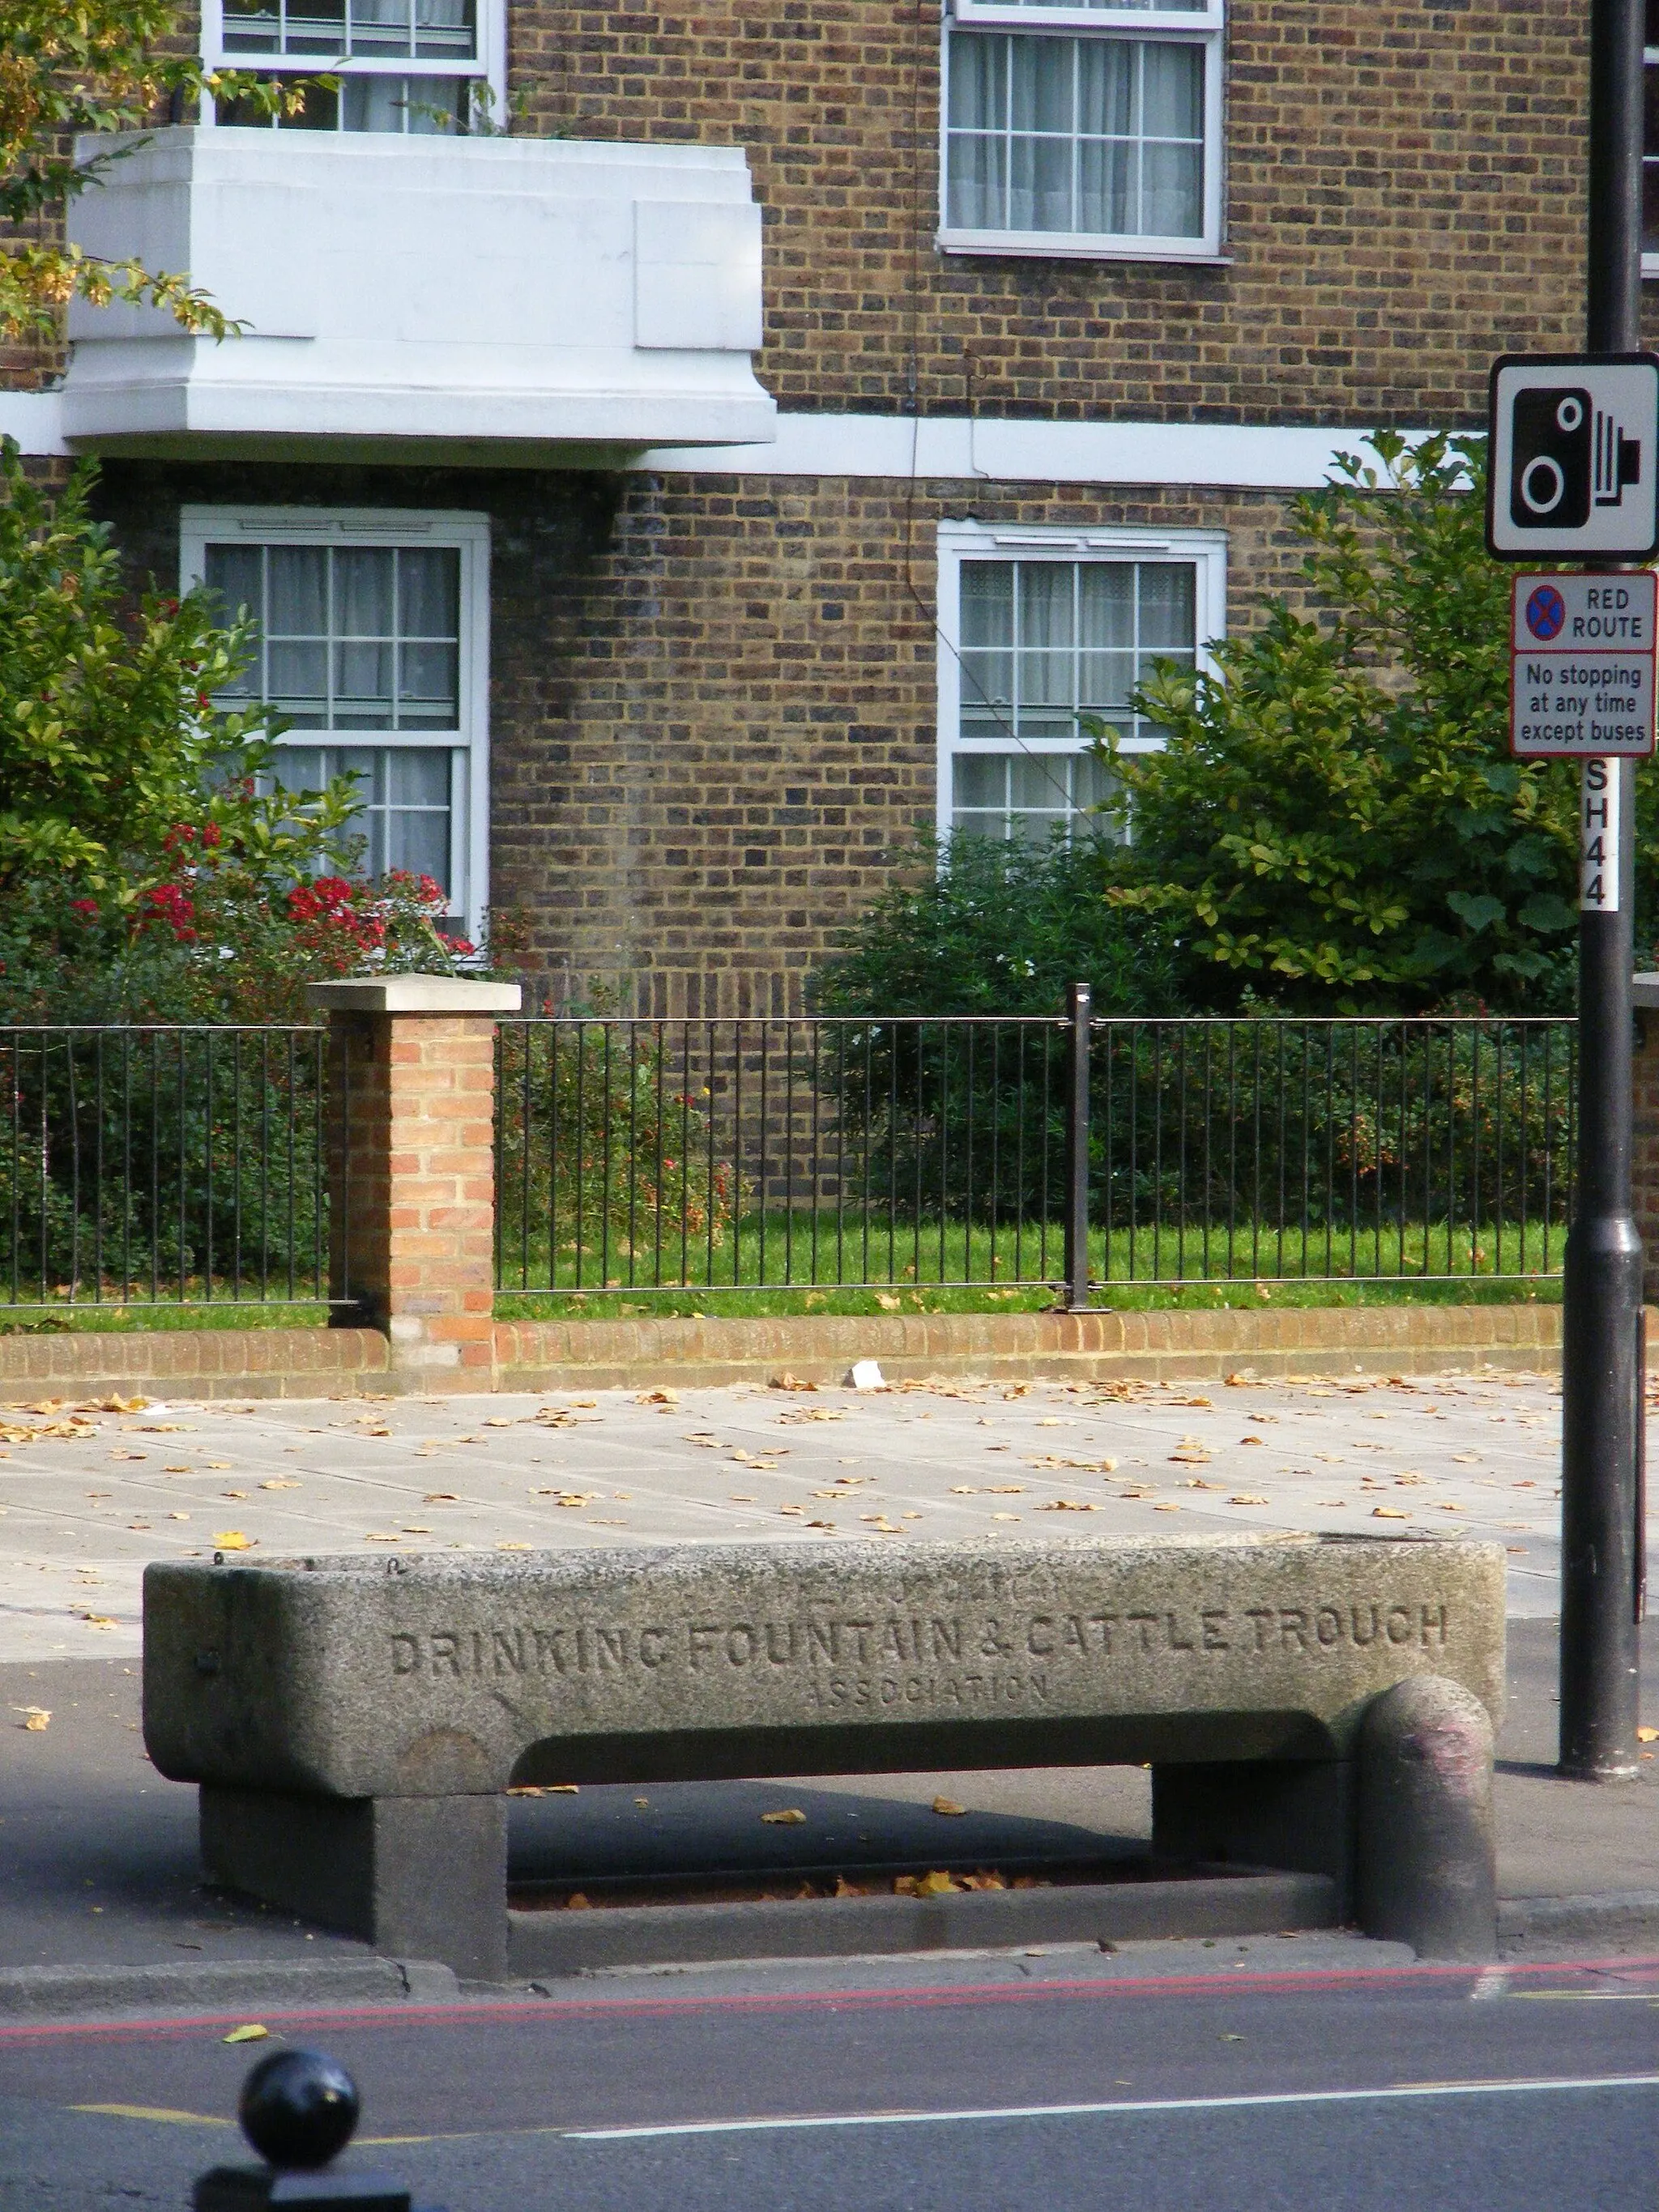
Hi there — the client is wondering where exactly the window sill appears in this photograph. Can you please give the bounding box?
[937,231,1230,266]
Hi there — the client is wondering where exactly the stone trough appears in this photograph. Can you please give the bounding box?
[143,1532,1506,1978]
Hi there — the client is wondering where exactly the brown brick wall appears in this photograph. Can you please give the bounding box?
[513,0,1605,427]
[93,458,1313,1015]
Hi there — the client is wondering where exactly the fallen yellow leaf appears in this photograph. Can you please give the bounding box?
[932,1796,967,1816]
[1371,1507,1410,1519]
[15,1707,49,1731]
[259,1479,300,1491]
[1636,1726,1658,1744]
[1230,1494,1269,1507]
[211,1532,253,1549]
[222,2025,268,2045]
[761,1808,807,1825]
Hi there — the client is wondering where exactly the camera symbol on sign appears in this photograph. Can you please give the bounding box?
[1510,387,1643,531]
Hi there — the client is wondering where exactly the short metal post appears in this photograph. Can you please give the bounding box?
[1064,981,1092,1312]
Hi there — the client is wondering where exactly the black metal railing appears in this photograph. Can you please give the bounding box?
[0,1025,329,1311]
[493,1009,1577,1302]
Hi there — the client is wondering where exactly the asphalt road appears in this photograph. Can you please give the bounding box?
[2,1955,1657,2210]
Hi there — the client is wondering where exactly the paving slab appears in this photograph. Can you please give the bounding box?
[0,1364,1633,1660]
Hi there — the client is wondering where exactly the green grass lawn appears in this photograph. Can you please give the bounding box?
[0,1215,1567,1332]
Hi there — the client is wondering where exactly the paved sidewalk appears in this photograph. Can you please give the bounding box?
[2,1364,1653,2001]
[0,1362,1622,1660]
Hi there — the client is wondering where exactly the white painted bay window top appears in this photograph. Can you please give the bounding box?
[180,509,490,945]
[936,519,1225,847]
[941,0,1224,262]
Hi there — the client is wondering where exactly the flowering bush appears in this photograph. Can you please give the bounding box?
[0,444,518,1022]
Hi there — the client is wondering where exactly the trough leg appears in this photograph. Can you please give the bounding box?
[1356,1675,1497,1962]
[200,1786,508,1982]
[1150,1758,1356,1918]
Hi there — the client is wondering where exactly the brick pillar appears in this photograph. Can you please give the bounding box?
[1633,977,1659,1303]
[309,977,521,1383]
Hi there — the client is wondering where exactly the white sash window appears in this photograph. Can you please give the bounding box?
[936,521,1225,846]
[182,509,491,944]
[941,0,1224,260]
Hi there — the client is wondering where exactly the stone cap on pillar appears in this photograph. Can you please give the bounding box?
[305,975,522,1014]
[1633,973,1659,1010]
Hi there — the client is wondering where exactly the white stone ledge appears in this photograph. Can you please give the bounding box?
[305,976,522,1014]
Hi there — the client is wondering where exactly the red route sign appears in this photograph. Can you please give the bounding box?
[1509,569,1657,757]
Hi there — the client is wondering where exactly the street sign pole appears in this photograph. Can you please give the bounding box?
[1560,0,1644,1781]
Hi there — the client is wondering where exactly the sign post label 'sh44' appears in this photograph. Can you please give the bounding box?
[1509,571,1657,758]
[1488,353,1659,560]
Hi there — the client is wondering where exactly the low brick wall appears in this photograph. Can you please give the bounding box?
[0,1327,388,1401]
[0,1304,1567,1403]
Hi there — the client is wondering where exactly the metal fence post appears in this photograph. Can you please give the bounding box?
[1064,982,1093,1312]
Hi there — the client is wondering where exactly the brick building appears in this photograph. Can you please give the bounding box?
[0,2,1623,1012]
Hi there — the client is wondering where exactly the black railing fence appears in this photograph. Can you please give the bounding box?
[493,1009,1577,1301]
[0,1009,1577,1314]
[0,1026,328,1310]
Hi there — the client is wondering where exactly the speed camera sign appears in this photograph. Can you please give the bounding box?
[1487,352,1659,559]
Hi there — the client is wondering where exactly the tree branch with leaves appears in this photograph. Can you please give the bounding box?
[1,0,298,338]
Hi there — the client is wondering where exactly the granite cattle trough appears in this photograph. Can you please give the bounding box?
[143,1533,1507,1979]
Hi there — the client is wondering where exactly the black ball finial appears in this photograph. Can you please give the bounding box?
[237,2048,361,2171]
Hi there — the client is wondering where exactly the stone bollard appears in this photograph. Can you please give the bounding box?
[1356,1674,1497,1961]
[308,975,520,1387]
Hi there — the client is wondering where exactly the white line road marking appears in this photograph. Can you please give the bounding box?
[567,2074,1659,2142]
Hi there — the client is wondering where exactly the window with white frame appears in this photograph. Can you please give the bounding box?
[936,522,1225,846]
[181,510,491,944]
[941,0,1223,260]
[201,0,501,132]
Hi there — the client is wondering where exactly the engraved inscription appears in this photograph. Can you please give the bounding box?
[384,1595,1455,1696]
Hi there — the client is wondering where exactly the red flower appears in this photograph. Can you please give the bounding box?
[70,898,98,919]
[201,821,222,849]
[140,882,197,942]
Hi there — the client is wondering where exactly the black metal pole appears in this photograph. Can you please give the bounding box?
[1064,981,1092,1311]
[1560,0,1644,1780]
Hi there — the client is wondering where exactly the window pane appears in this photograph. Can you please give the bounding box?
[1137,562,1195,649]
[267,545,326,637]
[948,133,1007,228]
[1010,133,1073,230]
[221,0,283,48]
[1077,36,1133,137]
[269,748,327,795]
[268,642,330,725]
[947,28,1205,241]
[398,643,460,726]
[1141,139,1202,236]
[1077,563,1134,650]
[349,0,412,53]
[1009,35,1072,134]
[399,547,460,636]
[415,0,476,58]
[1141,40,1202,139]
[204,543,263,625]
[335,547,394,638]
[950,31,1006,132]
